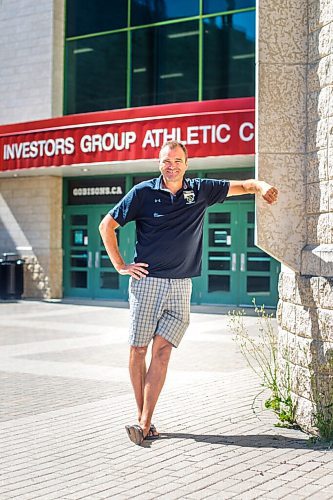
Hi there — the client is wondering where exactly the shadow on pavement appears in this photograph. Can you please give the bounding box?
[160,433,329,450]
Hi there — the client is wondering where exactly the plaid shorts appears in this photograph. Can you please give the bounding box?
[128,276,192,348]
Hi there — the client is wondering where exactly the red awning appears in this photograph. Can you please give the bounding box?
[0,97,254,173]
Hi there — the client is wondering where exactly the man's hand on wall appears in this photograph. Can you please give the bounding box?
[258,182,278,205]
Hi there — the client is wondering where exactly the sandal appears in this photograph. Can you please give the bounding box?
[146,423,159,440]
[125,423,160,444]
[125,424,144,445]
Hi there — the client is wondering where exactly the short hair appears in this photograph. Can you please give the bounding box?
[159,141,188,162]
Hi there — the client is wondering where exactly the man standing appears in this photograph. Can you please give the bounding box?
[99,140,278,445]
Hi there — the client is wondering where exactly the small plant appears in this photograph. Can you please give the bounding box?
[228,299,296,427]
[314,405,333,443]
[311,352,333,444]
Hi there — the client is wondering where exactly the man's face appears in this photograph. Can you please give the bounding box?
[159,145,188,184]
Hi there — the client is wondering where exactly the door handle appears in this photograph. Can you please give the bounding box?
[88,251,92,268]
[95,251,100,269]
[231,253,237,272]
[240,253,246,272]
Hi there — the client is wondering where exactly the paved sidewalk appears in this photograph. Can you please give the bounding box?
[0,300,332,500]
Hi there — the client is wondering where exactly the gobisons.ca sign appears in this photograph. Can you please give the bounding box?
[0,98,255,172]
[68,178,125,205]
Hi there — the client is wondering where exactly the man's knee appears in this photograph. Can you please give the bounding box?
[152,340,172,366]
[130,345,148,360]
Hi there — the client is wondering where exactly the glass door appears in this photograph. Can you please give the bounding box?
[63,206,135,299]
[63,209,92,297]
[192,201,280,307]
[192,204,239,304]
[237,203,280,307]
[93,209,135,299]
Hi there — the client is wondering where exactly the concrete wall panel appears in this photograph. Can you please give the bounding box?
[0,176,63,299]
[0,0,64,124]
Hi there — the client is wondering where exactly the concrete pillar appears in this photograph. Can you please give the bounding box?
[0,0,64,124]
[0,0,65,299]
[257,0,333,435]
[0,176,63,299]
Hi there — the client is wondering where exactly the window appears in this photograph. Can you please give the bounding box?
[208,275,230,292]
[203,0,255,15]
[247,276,270,293]
[131,0,199,26]
[203,11,255,99]
[64,1,255,113]
[131,21,199,106]
[65,33,127,114]
[66,0,127,37]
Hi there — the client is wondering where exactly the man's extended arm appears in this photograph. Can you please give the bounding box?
[227,180,278,204]
[99,214,148,280]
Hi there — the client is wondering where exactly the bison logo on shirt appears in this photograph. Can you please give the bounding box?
[183,190,195,205]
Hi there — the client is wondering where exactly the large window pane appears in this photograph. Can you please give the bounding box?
[203,0,255,15]
[203,11,255,99]
[208,212,230,224]
[71,271,87,288]
[208,252,231,271]
[247,252,271,272]
[247,276,270,293]
[71,252,88,268]
[131,21,199,106]
[131,28,154,106]
[131,0,199,26]
[66,0,127,37]
[70,215,87,226]
[100,272,119,289]
[247,227,255,247]
[65,34,127,114]
[208,275,230,292]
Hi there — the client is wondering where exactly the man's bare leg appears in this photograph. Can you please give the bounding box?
[139,335,173,437]
[128,346,147,422]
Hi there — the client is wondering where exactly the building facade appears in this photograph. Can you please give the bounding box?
[0,0,332,434]
[0,0,280,308]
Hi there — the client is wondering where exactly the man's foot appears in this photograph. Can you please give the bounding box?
[149,424,160,438]
[139,421,160,440]
[145,423,159,440]
[125,423,159,445]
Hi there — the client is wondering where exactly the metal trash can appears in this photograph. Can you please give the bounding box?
[0,253,25,300]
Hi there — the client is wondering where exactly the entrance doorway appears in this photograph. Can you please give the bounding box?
[192,200,280,306]
[63,200,279,306]
[63,173,280,307]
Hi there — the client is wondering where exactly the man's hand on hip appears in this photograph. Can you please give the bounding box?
[117,262,149,280]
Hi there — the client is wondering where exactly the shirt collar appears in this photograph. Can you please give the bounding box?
[156,175,189,192]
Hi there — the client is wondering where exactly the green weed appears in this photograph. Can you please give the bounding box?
[228,299,296,427]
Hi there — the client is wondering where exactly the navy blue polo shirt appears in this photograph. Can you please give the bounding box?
[109,176,229,278]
